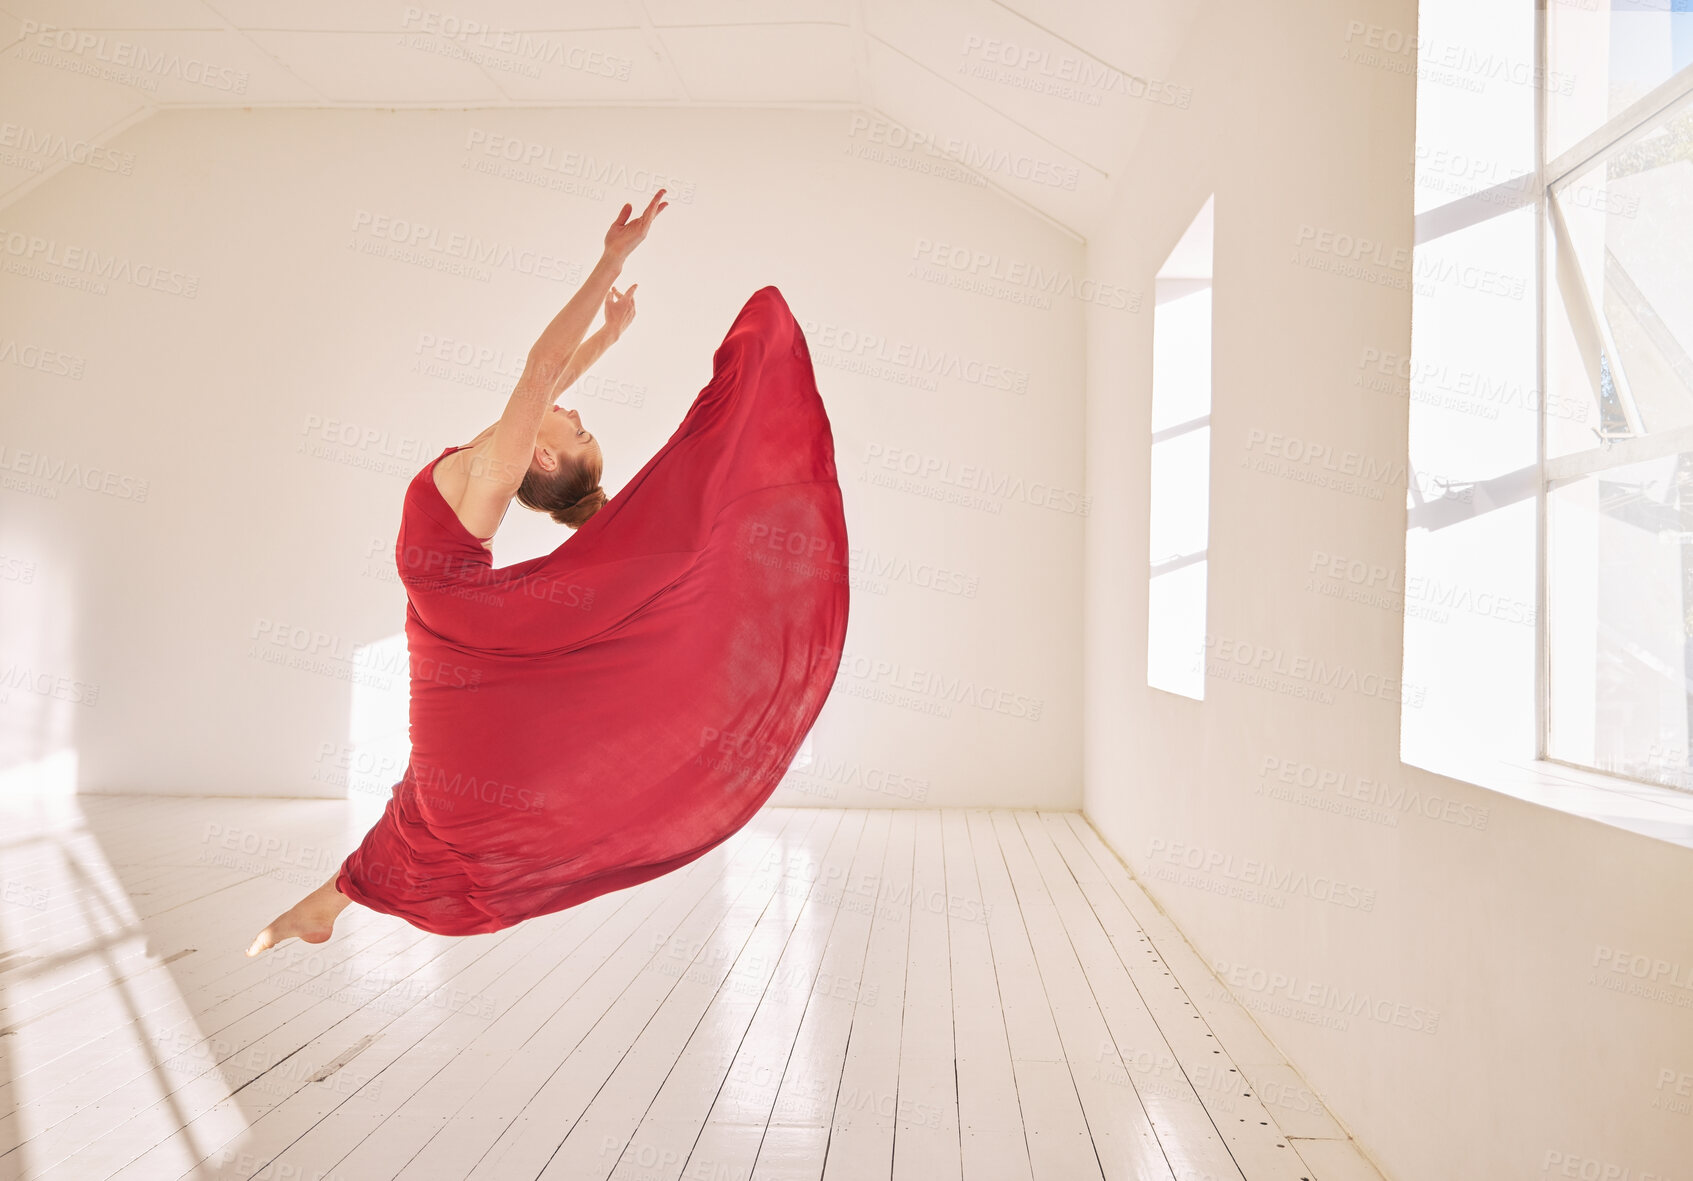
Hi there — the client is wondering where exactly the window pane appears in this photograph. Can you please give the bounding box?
[1549,0,1693,159]
[1149,562,1207,701]
[1412,0,1535,214]
[1151,287,1212,431]
[1149,428,1211,566]
[1403,500,1538,772]
[1547,449,1693,790]
[1408,204,1539,481]
[1402,205,1539,770]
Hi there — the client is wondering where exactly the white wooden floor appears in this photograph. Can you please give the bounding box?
[0,799,1390,1181]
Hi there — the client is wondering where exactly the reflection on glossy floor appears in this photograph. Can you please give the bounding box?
[0,800,1390,1181]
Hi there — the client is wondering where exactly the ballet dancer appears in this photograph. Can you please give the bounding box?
[249,189,848,955]
[246,190,666,955]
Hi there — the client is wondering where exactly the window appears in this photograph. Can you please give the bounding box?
[1147,196,1214,701]
[1406,0,1693,791]
[1544,7,1693,789]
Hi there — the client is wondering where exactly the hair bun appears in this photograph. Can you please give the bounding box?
[558,485,609,529]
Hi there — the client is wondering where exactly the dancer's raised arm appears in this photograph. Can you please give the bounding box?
[467,189,667,496]
[547,285,637,399]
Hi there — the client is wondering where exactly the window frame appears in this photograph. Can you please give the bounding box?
[1146,197,1216,703]
[1402,2,1693,839]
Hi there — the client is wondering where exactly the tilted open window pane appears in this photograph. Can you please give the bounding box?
[1548,101,1693,459]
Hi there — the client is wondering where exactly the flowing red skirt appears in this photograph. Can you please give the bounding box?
[335,286,849,936]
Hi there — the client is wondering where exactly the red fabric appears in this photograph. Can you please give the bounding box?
[336,286,848,936]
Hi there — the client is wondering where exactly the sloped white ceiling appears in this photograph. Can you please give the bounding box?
[0,0,1202,238]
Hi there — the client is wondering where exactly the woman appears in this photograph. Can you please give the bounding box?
[248,191,849,954]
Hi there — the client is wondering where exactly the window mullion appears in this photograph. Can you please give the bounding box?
[1534,0,1549,762]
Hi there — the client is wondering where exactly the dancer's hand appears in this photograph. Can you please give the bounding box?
[604,189,667,262]
[605,283,637,337]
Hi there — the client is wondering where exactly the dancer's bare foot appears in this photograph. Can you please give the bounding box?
[247,873,352,956]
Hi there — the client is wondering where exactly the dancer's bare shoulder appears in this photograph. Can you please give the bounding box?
[432,428,507,546]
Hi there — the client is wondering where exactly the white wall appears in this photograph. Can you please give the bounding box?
[1084,1,1693,1179]
[0,104,1085,809]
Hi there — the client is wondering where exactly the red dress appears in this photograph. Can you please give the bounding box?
[335,286,849,935]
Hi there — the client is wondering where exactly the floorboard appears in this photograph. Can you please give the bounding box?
[0,799,1385,1181]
